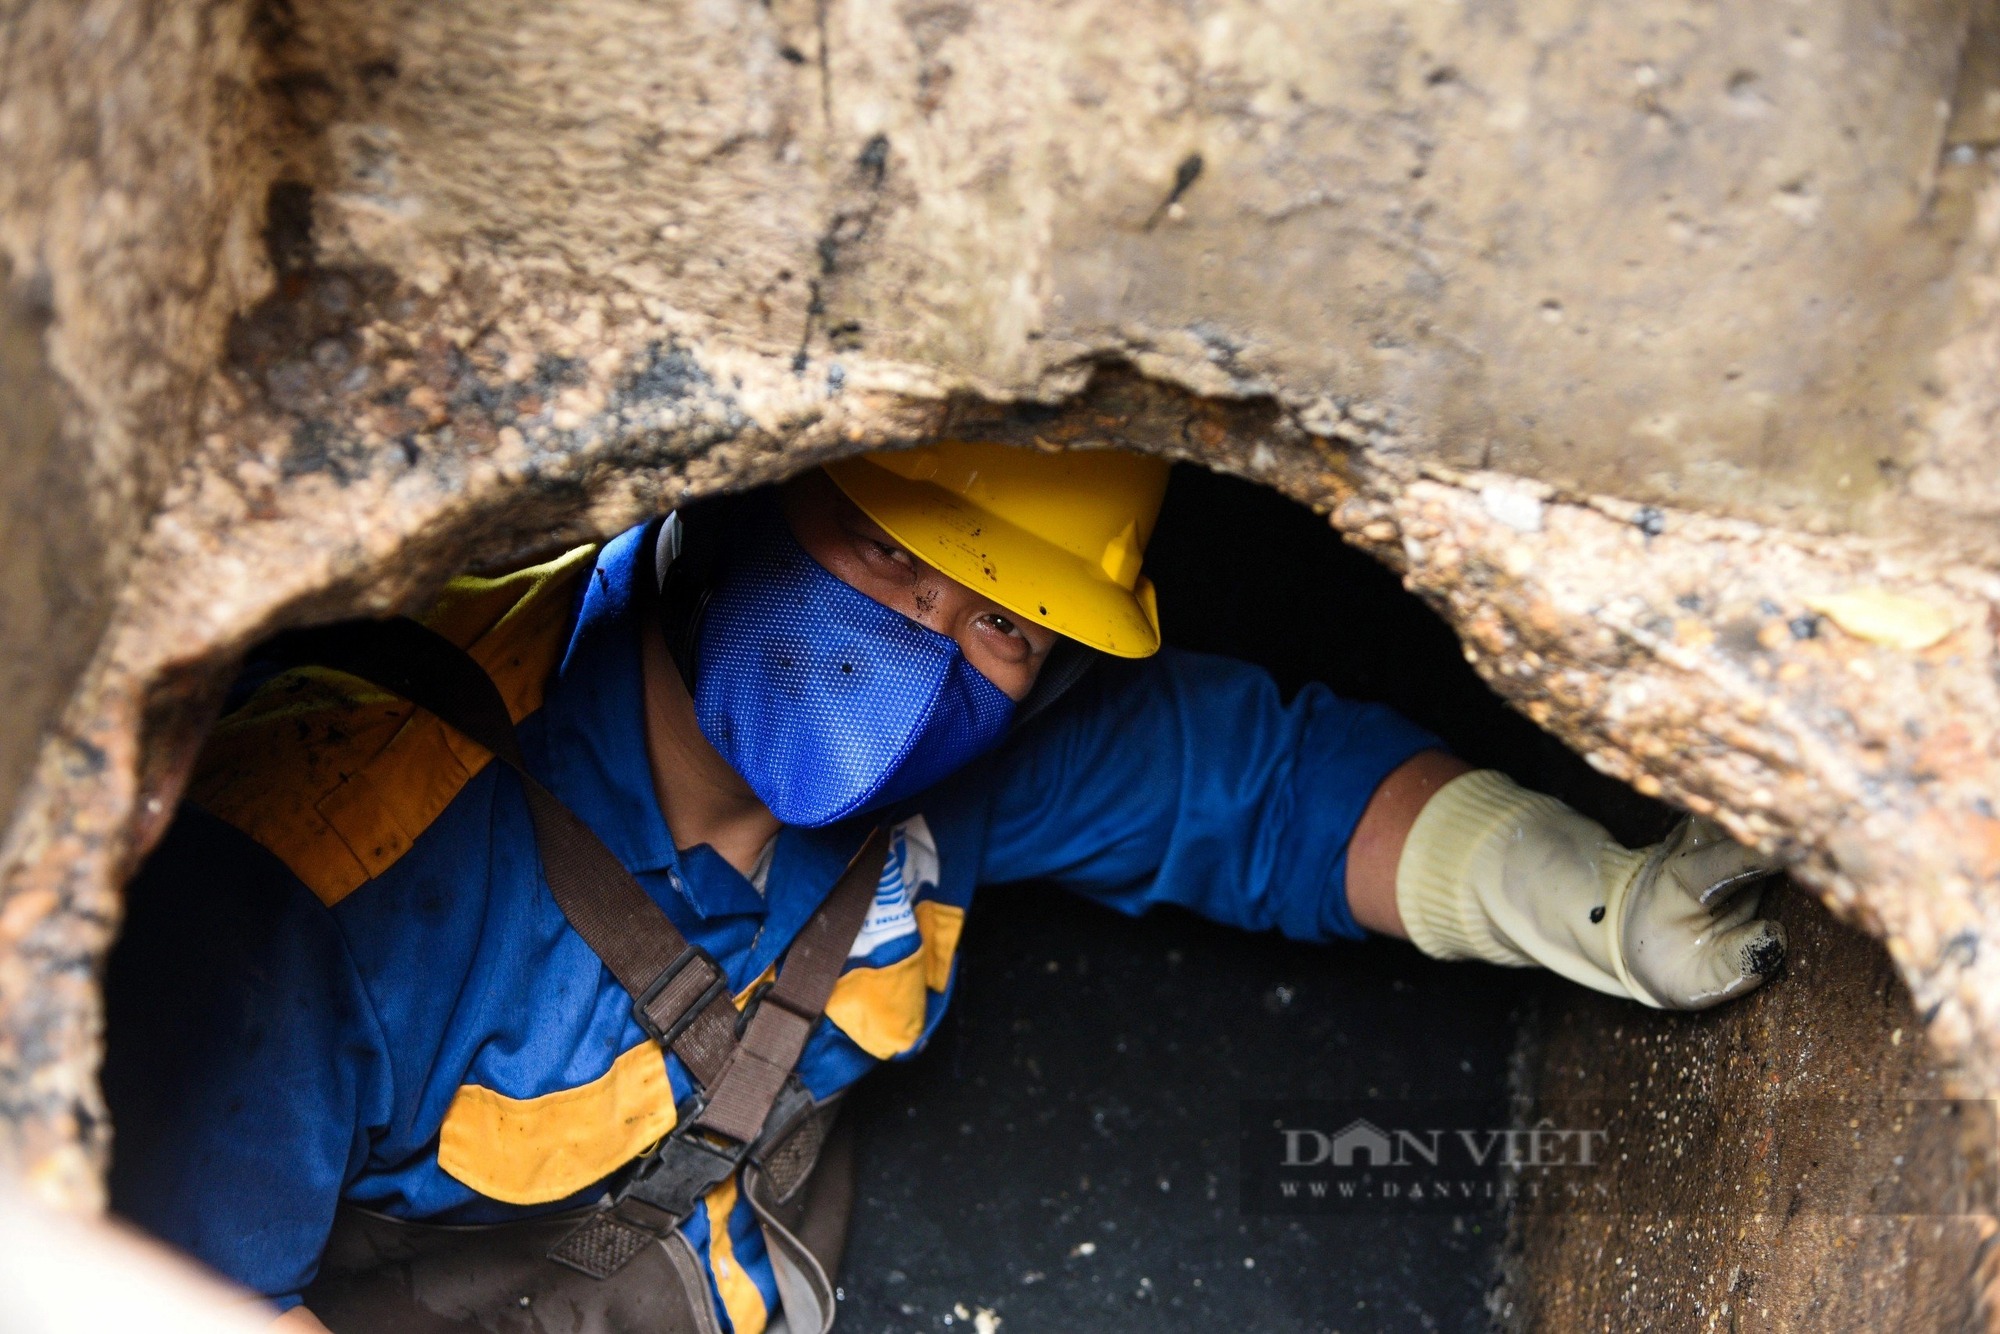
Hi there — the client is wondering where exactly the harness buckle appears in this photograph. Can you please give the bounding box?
[548,1092,749,1278]
[631,944,729,1051]
[748,1075,817,1163]
[620,1115,748,1221]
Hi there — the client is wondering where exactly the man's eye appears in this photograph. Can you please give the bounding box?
[867,540,914,568]
[985,614,1021,638]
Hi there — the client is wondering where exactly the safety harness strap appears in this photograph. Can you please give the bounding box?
[270,593,887,1278]
[553,836,884,1277]
[695,827,884,1142]
[268,616,746,1087]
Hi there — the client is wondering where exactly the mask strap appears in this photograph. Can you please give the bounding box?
[654,492,764,698]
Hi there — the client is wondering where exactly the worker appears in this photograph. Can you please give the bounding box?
[103,442,1785,1333]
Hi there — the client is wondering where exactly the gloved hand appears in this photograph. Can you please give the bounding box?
[1394,769,1786,1009]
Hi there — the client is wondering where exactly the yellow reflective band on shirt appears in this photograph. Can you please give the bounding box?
[704,1176,768,1334]
[437,1039,677,1205]
[824,900,965,1059]
[190,544,599,906]
[436,968,779,1205]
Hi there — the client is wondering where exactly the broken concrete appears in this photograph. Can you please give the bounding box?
[5,0,2000,1323]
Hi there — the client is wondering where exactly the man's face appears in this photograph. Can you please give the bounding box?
[781,471,1060,702]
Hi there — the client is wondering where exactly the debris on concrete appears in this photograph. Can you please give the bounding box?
[1804,588,1958,651]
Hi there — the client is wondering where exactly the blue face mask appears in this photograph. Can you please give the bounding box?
[692,513,1017,827]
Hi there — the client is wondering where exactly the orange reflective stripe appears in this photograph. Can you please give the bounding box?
[437,964,780,1206]
[823,952,928,1060]
[190,545,597,905]
[915,900,965,992]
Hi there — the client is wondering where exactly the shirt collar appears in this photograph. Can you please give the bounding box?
[535,521,681,878]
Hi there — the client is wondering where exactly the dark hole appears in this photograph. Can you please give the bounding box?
[857,133,891,182]
[262,180,316,278]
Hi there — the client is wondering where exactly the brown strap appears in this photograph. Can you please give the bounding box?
[547,835,885,1277]
[272,596,895,1289]
[266,617,734,1088]
[695,829,888,1142]
[515,776,740,1085]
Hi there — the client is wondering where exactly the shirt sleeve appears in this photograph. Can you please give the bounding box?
[103,805,393,1311]
[978,648,1444,942]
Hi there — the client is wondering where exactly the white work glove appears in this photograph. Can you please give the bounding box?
[1394,770,1786,1009]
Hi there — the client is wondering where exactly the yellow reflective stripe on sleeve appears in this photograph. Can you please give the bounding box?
[824,900,966,1060]
[437,1039,677,1206]
[823,953,927,1060]
[190,545,597,906]
[914,900,964,992]
[703,1177,768,1334]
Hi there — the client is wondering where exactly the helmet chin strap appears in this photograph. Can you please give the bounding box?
[652,495,1101,734]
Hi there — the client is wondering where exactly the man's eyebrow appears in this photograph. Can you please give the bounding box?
[840,509,905,548]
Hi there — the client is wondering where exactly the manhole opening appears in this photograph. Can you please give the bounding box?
[102,456,1705,1329]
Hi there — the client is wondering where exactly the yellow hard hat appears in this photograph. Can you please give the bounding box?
[822,442,1170,658]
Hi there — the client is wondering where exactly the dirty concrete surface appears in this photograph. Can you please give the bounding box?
[0,266,102,855]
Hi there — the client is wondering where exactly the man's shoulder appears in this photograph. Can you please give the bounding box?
[188,545,599,908]
[992,648,1198,748]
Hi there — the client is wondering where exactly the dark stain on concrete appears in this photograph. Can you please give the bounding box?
[621,343,711,405]
[0,257,111,839]
[842,882,1530,1333]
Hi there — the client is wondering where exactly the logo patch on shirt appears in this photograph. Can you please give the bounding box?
[848,816,938,960]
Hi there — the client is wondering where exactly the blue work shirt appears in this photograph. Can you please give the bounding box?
[103,521,1439,1330]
